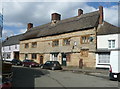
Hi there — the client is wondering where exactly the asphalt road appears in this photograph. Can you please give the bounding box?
[11,66,118,88]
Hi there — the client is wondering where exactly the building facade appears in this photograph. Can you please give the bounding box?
[2,34,23,61]
[96,22,120,68]
[19,6,119,68]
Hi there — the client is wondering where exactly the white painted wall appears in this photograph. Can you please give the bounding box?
[96,34,120,68]
[96,54,110,68]
[97,34,119,49]
[2,44,19,61]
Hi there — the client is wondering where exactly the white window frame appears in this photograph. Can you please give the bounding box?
[108,40,115,49]
[98,53,110,64]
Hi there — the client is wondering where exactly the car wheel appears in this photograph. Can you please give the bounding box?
[118,73,120,82]
[29,65,32,68]
[40,66,43,69]
[22,64,25,67]
[51,67,55,70]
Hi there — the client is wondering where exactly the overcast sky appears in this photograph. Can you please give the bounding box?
[0,1,119,39]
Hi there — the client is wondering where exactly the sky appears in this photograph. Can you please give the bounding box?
[0,0,119,39]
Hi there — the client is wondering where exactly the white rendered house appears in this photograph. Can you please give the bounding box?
[96,22,120,68]
[2,34,23,61]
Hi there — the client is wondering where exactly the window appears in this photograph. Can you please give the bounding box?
[63,38,70,46]
[98,53,110,63]
[108,40,115,48]
[15,45,17,49]
[31,42,37,48]
[25,43,29,48]
[32,54,37,59]
[52,40,59,47]
[9,46,11,50]
[3,52,11,59]
[81,35,90,44]
[25,54,28,59]
[80,49,89,57]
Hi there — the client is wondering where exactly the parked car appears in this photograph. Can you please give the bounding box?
[0,77,12,89]
[11,59,22,65]
[22,59,40,68]
[40,61,62,70]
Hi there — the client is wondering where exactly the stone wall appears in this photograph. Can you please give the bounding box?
[20,28,97,67]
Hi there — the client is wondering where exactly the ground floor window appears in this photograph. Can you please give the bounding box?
[31,53,37,59]
[3,52,11,59]
[98,53,110,63]
[51,53,58,61]
[25,54,28,59]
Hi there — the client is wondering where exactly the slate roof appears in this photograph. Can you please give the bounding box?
[2,34,23,46]
[97,21,120,35]
[21,11,100,41]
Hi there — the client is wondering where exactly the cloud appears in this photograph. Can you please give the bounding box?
[104,5,118,26]
[2,2,119,38]
[2,29,14,39]
[19,28,27,33]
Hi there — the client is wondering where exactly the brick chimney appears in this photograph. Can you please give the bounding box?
[99,6,104,24]
[51,13,61,23]
[27,23,33,30]
[78,9,83,16]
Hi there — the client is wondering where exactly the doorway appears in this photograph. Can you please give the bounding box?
[62,53,67,66]
[14,51,19,60]
[40,55,43,64]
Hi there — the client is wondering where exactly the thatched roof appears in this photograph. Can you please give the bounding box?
[2,34,23,46]
[21,11,100,41]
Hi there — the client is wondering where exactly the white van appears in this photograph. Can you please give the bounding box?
[109,50,120,81]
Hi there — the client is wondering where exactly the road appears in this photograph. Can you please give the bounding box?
[11,66,118,88]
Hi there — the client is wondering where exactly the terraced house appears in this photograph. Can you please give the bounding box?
[20,6,118,68]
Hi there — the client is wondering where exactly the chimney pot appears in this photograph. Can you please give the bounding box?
[27,23,33,30]
[99,6,104,24]
[51,13,61,21]
[78,9,83,16]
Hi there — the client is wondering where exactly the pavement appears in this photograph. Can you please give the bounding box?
[62,66,109,79]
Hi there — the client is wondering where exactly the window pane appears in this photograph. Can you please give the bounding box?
[98,53,110,63]
[52,40,59,46]
[63,38,70,46]
[108,40,111,48]
[112,40,115,48]
[32,42,37,48]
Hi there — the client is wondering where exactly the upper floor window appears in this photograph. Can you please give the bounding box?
[81,35,90,44]
[31,42,37,48]
[3,47,4,51]
[108,40,115,48]
[52,40,59,47]
[63,38,70,46]
[9,46,11,50]
[15,45,17,49]
[25,43,29,48]
[31,53,37,59]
